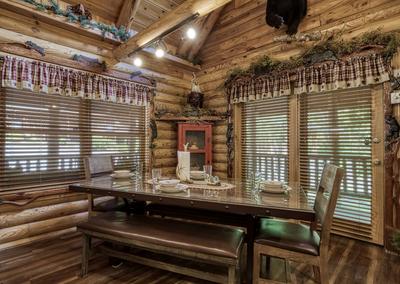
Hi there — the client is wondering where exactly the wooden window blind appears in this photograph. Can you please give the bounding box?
[241,96,290,183]
[299,88,376,241]
[0,88,148,191]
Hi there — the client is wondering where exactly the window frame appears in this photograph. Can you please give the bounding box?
[0,88,150,193]
[235,85,385,244]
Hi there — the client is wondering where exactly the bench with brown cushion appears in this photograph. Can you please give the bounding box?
[77,212,244,284]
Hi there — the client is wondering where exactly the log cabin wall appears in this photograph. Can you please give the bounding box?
[0,78,189,252]
[0,73,189,251]
[195,0,400,250]
[0,3,192,250]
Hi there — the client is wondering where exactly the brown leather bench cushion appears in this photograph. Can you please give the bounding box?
[255,218,320,256]
[78,212,244,259]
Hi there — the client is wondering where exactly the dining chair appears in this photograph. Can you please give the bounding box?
[84,155,127,213]
[253,163,344,284]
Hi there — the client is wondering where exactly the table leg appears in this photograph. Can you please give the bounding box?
[246,215,256,284]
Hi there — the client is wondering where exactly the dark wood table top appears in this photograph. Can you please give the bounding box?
[69,176,315,221]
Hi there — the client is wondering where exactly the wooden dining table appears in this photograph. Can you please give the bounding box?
[69,176,315,283]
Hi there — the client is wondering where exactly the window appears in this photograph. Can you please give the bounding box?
[239,87,384,244]
[0,88,148,191]
[299,88,376,241]
[241,96,290,183]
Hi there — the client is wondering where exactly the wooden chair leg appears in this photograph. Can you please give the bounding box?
[228,265,236,284]
[319,261,329,284]
[81,234,91,278]
[253,244,261,284]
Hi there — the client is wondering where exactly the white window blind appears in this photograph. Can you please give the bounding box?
[299,88,375,241]
[241,96,290,183]
[0,88,148,191]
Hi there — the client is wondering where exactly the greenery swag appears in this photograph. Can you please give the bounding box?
[225,31,400,87]
[394,230,400,251]
[22,0,131,41]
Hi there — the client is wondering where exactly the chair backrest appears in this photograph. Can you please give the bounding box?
[313,163,344,251]
[84,155,113,179]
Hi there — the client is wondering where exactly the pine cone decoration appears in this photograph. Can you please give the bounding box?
[69,4,92,20]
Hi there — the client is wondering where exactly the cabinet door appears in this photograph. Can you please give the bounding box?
[178,124,212,169]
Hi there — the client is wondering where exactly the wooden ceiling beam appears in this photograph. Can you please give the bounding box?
[0,1,199,72]
[187,6,224,61]
[116,0,142,30]
[0,8,195,80]
[113,0,232,62]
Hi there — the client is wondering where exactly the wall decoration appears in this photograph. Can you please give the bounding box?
[72,54,106,70]
[266,0,307,35]
[187,73,204,108]
[69,3,92,20]
[273,32,322,43]
[225,31,400,104]
[394,230,400,252]
[226,106,234,178]
[20,0,131,41]
[24,41,45,56]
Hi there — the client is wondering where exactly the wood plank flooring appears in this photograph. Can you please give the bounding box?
[0,231,399,284]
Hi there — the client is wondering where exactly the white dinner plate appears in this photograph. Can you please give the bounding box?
[110,173,134,179]
[261,185,291,194]
[159,184,188,193]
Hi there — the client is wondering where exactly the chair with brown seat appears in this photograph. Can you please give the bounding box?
[253,163,344,284]
[84,155,127,213]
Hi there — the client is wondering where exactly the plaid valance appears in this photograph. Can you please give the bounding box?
[1,56,152,106]
[294,53,390,95]
[227,72,291,104]
[226,53,391,104]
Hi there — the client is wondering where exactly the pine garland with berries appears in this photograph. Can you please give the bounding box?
[21,0,131,42]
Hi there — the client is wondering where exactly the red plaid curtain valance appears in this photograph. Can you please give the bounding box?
[294,53,390,95]
[1,56,152,106]
[227,72,291,104]
[226,53,391,104]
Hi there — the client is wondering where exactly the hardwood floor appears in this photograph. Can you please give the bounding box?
[0,231,399,284]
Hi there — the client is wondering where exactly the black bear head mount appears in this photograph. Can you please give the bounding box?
[266,0,308,35]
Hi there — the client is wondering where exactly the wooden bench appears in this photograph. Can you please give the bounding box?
[77,212,244,284]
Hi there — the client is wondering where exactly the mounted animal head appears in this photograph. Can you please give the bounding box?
[266,0,308,35]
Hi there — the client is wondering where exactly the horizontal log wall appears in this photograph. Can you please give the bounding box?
[0,0,195,250]
[153,79,191,176]
[196,0,400,175]
[196,0,400,249]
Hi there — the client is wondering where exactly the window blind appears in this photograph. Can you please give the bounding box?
[241,96,290,183]
[299,88,374,241]
[0,88,148,191]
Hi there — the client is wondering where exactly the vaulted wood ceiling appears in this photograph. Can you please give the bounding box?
[62,0,225,61]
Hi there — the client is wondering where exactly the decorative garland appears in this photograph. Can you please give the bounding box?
[394,230,400,252]
[155,104,226,119]
[225,31,400,87]
[21,0,131,41]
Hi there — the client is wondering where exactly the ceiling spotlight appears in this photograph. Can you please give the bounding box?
[155,48,165,58]
[186,27,197,40]
[133,57,143,67]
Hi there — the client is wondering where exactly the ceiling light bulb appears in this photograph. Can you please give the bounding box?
[186,27,197,40]
[155,48,165,58]
[133,57,143,67]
